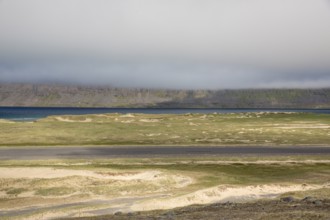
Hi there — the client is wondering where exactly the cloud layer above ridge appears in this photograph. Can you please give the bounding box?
[1,0,330,89]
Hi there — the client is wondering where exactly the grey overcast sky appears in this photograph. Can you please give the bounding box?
[0,0,330,89]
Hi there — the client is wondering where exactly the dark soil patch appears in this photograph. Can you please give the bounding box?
[65,197,330,220]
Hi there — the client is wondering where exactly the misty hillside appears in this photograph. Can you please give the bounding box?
[0,83,330,108]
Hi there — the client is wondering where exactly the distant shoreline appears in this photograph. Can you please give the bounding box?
[1,106,330,121]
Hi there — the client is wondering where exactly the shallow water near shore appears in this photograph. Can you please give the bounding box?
[1,107,330,121]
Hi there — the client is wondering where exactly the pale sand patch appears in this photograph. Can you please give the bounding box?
[132,183,330,211]
[145,133,162,137]
[255,112,296,115]
[0,119,15,123]
[18,191,35,198]
[120,114,135,118]
[0,191,7,197]
[0,168,193,184]
[94,114,107,117]
[279,125,330,129]
[171,175,193,188]
[139,119,160,123]
[24,212,72,220]
[55,117,92,123]
[0,168,161,181]
[120,120,134,123]
[21,202,132,220]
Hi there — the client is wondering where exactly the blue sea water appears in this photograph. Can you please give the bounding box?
[0,107,330,121]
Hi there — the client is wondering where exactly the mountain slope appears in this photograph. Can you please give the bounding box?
[0,83,329,108]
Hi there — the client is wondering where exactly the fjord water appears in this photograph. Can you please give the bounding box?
[1,107,330,121]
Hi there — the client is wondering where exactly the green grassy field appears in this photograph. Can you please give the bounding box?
[0,112,330,146]
[1,113,330,218]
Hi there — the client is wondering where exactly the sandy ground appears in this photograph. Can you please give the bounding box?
[55,117,92,122]
[0,165,329,219]
[0,167,194,219]
[0,168,192,204]
[0,167,162,181]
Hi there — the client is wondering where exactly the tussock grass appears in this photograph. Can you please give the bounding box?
[0,112,329,146]
[35,187,76,197]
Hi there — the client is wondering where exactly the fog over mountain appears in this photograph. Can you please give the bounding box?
[1,0,330,89]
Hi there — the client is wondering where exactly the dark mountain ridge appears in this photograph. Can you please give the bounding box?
[1,83,329,108]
